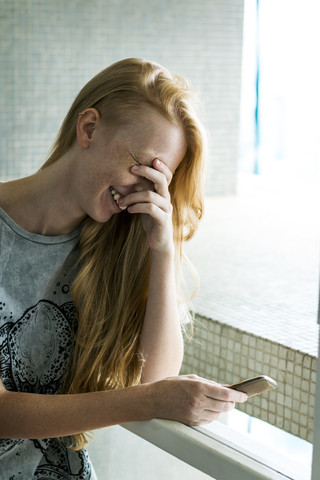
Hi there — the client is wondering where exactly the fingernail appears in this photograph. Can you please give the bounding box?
[154,158,161,166]
[131,165,139,171]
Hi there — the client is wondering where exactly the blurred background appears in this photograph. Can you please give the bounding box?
[0,0,243,196]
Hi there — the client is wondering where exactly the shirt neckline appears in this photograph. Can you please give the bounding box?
[0,207,81,245]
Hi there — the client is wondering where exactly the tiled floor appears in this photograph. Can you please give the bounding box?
[184,174,320,356]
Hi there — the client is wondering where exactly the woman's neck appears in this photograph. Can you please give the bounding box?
[0,154,87,236]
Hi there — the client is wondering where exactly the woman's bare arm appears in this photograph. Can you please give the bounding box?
[0,375,247,439]
[123,160,185,383]
[0,378,153,439]
[139,249,183,382]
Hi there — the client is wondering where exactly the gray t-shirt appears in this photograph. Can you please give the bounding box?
[0,208,95,479]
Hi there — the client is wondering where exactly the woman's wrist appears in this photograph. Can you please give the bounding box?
[137,381,161,419]
[149,242,175,262]
[118,382,158,422]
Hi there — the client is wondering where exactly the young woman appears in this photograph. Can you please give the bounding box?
[0,58,247,478]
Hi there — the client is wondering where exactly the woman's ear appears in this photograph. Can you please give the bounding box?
[76,108,101,149]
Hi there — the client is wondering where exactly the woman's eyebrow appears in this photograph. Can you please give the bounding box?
[129,152,142,165]
[129,152,154,167]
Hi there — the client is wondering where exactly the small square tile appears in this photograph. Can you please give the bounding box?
[295,352,304,366]
[285,396,293,409]
[221,337,227,348]
[300,403,308,415]
[300,427,308,439]
[268,413,276,424]
[242,345,249,357]
[303,355,311,368]
[300,415,308,428]
[263,353,271,364]
[302,367,310,380]
[287,350,295,361]
[276,417,284,428]
[271,356,278,367]
[285,384,293,397]
[287,361,294,373]
[295,365,302,377]
[292,411,300,424]
[291,423,299,436]
[284,407,291,420]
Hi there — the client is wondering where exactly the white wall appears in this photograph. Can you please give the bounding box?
[0,0,244,194]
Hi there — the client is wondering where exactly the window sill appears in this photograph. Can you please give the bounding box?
[122,418,310,480]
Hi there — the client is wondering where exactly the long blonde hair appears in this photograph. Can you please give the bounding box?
[42,58,206,449]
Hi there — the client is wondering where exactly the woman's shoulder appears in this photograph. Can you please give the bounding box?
[0,180,12,208]
[0,178,20,194]
[0,180,19,213]
[0,178,32,229]
[0,181,20,229]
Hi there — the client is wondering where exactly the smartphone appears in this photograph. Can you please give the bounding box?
[227,375,277,397]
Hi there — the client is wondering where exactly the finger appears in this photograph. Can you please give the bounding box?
[204,399,236,414]
[119,189,172,213]
[152,158,173,185]
[184,374,219,386]
[131,165,169,198]
[206,385,248,404]
[126,202,168,225]
[179,374,248,404]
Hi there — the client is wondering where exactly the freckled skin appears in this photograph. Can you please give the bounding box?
[71,107,187,225]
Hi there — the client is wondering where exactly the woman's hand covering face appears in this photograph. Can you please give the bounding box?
[118,158,175,255]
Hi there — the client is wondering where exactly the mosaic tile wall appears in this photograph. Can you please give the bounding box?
[0,0,244,195]
[181,314,317,443]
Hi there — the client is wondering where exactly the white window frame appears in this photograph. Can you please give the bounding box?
[311,286,320,480]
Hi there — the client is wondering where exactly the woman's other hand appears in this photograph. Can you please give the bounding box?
[148,374,248,426]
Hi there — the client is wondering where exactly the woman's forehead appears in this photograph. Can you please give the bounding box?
[102,106,187,171]
[130,115,186,159]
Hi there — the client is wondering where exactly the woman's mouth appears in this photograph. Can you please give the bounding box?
[110,187,127,210]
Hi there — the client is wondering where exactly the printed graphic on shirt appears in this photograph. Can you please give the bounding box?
[0,299,75,393]
[0,299,91,479]
[33,438,92,479]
